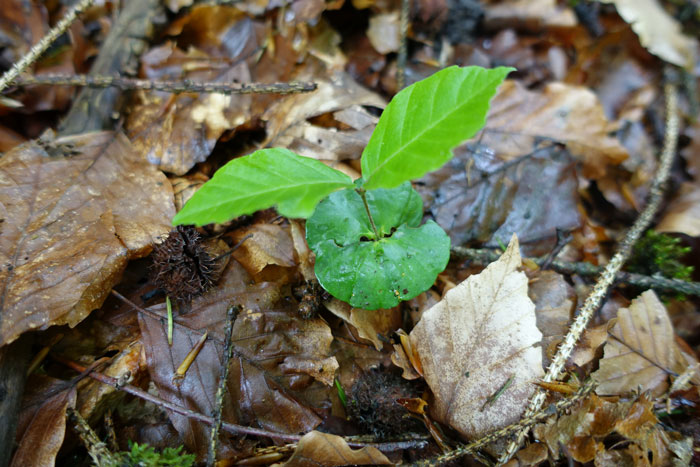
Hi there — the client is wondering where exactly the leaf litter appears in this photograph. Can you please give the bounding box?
[3,0,700,465]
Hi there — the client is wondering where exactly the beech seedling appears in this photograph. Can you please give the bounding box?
[173,65,513,309]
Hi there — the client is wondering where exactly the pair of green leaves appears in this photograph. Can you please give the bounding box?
[173,65,513,309]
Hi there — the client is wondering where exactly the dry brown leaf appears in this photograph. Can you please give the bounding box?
[656,182,700,237]
[483,80,628,179]
[262,72,385,160]
[529,270,575,367]
[410,234,544,439]
[231,224,296,276]
[325,298,401,350]
[569,322,609,368]
[12,376,76,467]
[592,290,694,397]
[0,131,174,346]
[127,42,252,175]
[600,0,697,69]
[274,431,392,467]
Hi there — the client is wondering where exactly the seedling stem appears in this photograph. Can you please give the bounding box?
[356,187,380,240]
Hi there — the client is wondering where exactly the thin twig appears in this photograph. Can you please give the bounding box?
[9,74,317,95]
[56,357,428,452]
[497,80,680,464]
[397,0,410,90]
[409,379,596,466]
[207,305,240,466]
[0,0,96,94]
[450,246,700,296]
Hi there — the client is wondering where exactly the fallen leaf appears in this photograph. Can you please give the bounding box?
[12,376,76,467]
[483,80,628,179]
[409,234,544,439]
[482,0,577,30]
[0,131,174,346]
[324,298,402,350]
[570,323,609,368]
[139,260,337,457]
[127,41,252,175]
[231,224,296,276]
[274,431,392,466]
[593,290,694,396]
[367,12,401,54]
[600,0,697,69]
[656,182,700,237]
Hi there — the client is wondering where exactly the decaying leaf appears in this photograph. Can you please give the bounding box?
[139,260,337,457]
[483,80,628,179]
[0,131,174,346]
[12,376,76,467]
[593,290,695,396]
[599,0,697,69]
[325,298,402,351]
[231,224,297,276]
[275,431,391,466]
[367,12,400,54]
[656,182,700,237]
[528,270,575,366]
[482,0,577,29]
[410,234,544,439]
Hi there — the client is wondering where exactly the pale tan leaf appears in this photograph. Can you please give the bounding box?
[0,131,174,346]
[410,234,544,439]
[483,0,577,29]
[274,431,391,467]
[231,224,296,275]
[593,290,693,396]
[367,12,400,54]
[656,182,700,237]
[325,298,401,351]
[600,0,697,69]
[482,80,628,179]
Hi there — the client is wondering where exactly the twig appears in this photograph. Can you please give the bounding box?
[56,357,428,452]
[497,80,680,464]
[207,305,240,466]
[68,407,119,465]
[9,74,317,95]
[0,0,96,94]
[450,247,700,296]
[409,379,596,466]
[397,0,410,90]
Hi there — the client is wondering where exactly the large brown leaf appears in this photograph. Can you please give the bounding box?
[277,431,391,466]
[592,290,696,397]
[139,260,337,458]
[0,131,174,346]
[409,235,544,439]
[11,376,76,467]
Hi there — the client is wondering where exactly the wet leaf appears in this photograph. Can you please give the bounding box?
[139,260,337,457]
[173,148,354,226]
[592,290,694,396]
[12,376,76,467]
[600,0,697,68]
[0,131,174,346]
[307,183,450,309]
[277,431,391,466]
[409,235,544,439]
[361,66,513,189]
[482,80,628,179]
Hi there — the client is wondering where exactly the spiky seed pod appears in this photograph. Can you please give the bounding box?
[347,368,424,439]
[151,225,219,303]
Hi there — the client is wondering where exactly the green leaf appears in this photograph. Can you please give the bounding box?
[307,183,450,309]
[173,148,354,226]
[360,66,514,190]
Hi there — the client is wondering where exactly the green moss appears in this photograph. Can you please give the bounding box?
[110,442,195,467]
[627,230,694,283]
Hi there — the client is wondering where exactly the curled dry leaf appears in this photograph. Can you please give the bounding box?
[274,431,391,467]
[600,0,697,69]
[409,234,544,439]
[262,72,385,161]
[482,0,577,30]
[483,80,628,179]
[0,131,174,346]
[592,290,696,397]
[325,298,402,351]
[231,224,296,276]
[139,260,338,457]
[12,376,76,467]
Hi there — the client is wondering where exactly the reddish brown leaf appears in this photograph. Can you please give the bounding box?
[0,131,174,346]
[11,376,76,467]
